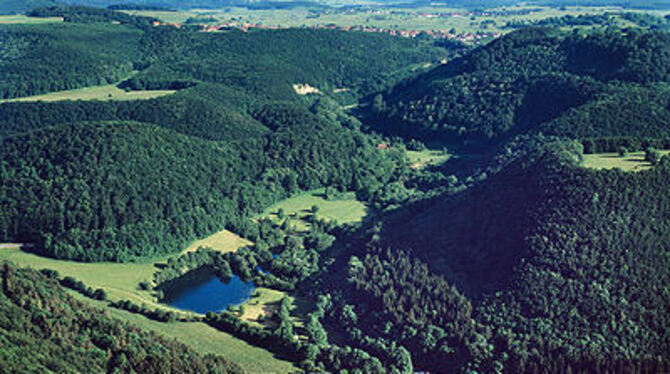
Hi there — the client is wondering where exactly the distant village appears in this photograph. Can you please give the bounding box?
[152,20,501,44]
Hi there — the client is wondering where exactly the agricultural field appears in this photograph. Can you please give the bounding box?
[67,292,297,373]
[126,5,662,35]
[582,150,670,172]
[0,83,176,103]
[259,189,368,230]
[0,15,63,24]
[181,229,252,255]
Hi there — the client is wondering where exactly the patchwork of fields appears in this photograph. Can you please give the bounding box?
[125,5,657,35]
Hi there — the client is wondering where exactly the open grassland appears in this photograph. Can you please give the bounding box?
[0,15,63,24]
[406,149,450,169]
[582,151,670,172]
[67,292,296,374]
[260,189,367,230]
[0,84,175,103]
[181,229,252,255]
[122,10,193,24]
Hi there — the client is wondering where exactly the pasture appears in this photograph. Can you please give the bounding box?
[260,189,367,230]
[582,150,670,172]
[181,229,252,255]
[0,84,176,103]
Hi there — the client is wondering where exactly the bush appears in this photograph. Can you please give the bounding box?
[646,147,662,165]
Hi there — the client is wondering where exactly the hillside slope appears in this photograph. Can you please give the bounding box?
[372,141,670,372]
[0,118,397,261]
[372,28,670,143]
[0,262,242,373]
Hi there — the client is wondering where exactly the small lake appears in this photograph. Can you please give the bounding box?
[159,266,255,314]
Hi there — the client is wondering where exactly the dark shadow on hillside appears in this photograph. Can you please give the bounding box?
[379,155,545,300]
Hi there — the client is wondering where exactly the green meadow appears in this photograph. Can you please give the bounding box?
[259,189,368,230]
[406,149,451,169]
[0,240,297,373]
[0,15,63,24]
[1,84,175,103]
[582,150,670,172]
[67,292,296,373]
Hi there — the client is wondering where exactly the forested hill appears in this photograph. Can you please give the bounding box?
[326,141,670,373]
[0,1,57,14]
[0,263,243,373]
[0,14,444,100]
[371,27,670,143]
[0,117,399,261]
[0,10,446,261]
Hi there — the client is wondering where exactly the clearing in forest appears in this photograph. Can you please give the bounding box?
[0,15,63,24]
[406,149,451,169]
[0,244,297,373]
[581,151,670,172]
[68,293,297,373]
[259,189,367,230]
[0,84,176,103]
[292,83,321,95]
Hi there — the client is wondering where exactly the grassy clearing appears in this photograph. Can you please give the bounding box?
[582,151,670,172]
[241,287,287,327]
[122,10,194,24]
[67,292,296,374]
[1,84,176,103]
[259,189,367,230]
[240,288,310,341]
[181,229,252,255]
[0,245,170,310]
[406,149,450,169]
[0,15,63,24]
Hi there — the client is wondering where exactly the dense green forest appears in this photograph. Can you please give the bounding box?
[0,263,242,373]
[2,5,670,373]
[0,9,445,261]
[370,27,670,143]
[305,141,670,373]
[0,0,57,14]
[1,9,443,100]
[0,117,400,261]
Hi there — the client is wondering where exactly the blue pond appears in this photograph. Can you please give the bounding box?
[160,266,254,314]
